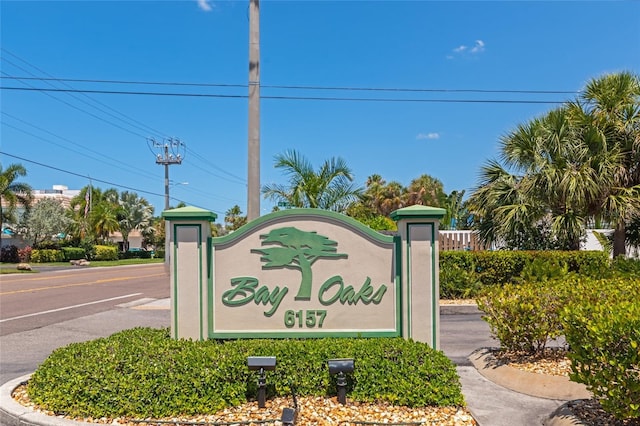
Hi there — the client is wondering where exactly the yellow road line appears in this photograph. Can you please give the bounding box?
[0,273,166,296]
[0,265,163,284]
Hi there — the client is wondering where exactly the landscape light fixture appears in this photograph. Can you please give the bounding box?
[280,407,297,426]
[247,356,276,408]
[327,358,355,405]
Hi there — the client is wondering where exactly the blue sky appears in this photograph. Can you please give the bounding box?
[1,0,639,221]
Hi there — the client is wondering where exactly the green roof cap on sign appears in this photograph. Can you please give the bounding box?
[161,206,218,222]
[390,205,446,221]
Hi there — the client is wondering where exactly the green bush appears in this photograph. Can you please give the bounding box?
[439,250,610,298]
[611,256,640,278]
[0,245,20,263]
[562,287,640,420]
[476,275,640,354]
[27,328,464,418]
[476,280,567,353]
[30,249,65,263]
[93,245,118,261]
[118,250,153,259]
[154,249,165,259]
[440,262,482,299]
[61,247,86,261]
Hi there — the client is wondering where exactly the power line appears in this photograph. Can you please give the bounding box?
[0,151,224,214]
[0,75,580,94]
[1,50,169,139]
[2,112,159,182]
[0,86,567,104]
[1,50,248,188]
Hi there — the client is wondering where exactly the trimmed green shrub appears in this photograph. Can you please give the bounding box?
[61,247,86,261]
[0,245,20,263]
[28,328,465,418]
[611,256,640,278]
[476,276,640,354]
[439,250,611,298]
[154,249,165,259]
[440,262,482,299]
[476,280,567,353]
[118,250,153,259]
[562,291,640,420]
[93,245,118,261]
[31,249,65,263]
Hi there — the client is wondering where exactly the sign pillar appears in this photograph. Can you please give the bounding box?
[391,206,446,349]
[162,207,217,340]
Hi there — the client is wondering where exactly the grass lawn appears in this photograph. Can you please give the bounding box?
[0,258,164,273]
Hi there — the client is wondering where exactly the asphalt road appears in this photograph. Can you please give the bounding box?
[0,263,169,336]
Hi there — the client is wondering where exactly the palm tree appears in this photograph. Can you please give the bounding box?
[469,107,600,250]
[0,162,32,242]
[577,71,640,257]
[118,191,154,251]
[377,181,405,217]
[441,190,466,230]
[404,174,446,207]
[90,201,120,243]
[469,72,640,253]
[224,205,247,231]
[262,150,363,213]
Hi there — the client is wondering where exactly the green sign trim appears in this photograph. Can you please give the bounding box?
[212,208,394,246]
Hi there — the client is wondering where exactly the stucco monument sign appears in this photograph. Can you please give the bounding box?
[162,206,445,348]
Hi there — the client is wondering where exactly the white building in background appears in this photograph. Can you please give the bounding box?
[31,185,81,209]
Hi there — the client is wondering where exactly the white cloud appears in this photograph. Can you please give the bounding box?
[417,132,440,140]
[449,39,485,58]
[470,40,485,54]
[197,0,213,12]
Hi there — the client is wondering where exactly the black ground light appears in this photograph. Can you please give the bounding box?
[247,356,276,408]
[327,358,355,405]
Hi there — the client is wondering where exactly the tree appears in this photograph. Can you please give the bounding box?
[405,174,446,207]
[0,162,32,240]
[118,191,154,251]
[577,71,640,257]
[224,205,247,231]
[252,227,347,300]
[88,191,121,243]
[468,72,640,253]
[441,190,466,230]
[24,198,72,247]
[262,150,363,213]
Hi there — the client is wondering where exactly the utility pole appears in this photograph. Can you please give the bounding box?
[247,0,261,221]
[149,137,185,210]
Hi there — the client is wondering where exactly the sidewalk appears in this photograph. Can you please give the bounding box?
[1,300,577,426]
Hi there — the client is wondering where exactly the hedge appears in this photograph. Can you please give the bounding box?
[439,250,610,298]
[31,249,65,263]
[61,247,86,261]
[94,245,118,261]
[28,329,465,418]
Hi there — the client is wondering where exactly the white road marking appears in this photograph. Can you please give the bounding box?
[0,293,143,323]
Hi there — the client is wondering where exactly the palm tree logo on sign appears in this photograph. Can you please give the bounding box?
[251,227,348,300]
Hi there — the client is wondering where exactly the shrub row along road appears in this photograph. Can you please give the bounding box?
[0,264,169,336]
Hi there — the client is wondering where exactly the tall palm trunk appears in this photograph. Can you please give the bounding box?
[613,222,627,258]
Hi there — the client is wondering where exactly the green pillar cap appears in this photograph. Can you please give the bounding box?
[390,205,446,221]
[161,206,218,222]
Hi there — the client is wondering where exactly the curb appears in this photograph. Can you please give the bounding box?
[0,375,92,426]
[439,304,480,315]
[469,348,591,401]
